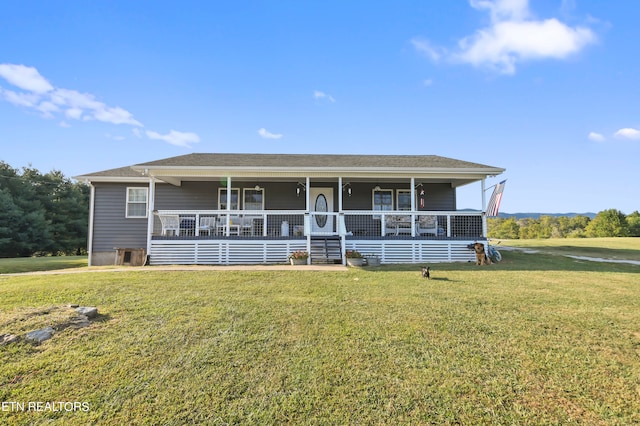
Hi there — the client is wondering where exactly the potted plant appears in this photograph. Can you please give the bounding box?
[288,250,309,265]
[346,250,365,267]
[363,253,380,266]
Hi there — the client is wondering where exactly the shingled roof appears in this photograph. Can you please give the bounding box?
[76,153,504,182]
[135,153,498,170]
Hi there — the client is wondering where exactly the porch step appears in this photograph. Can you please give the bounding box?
[310,237,342,264]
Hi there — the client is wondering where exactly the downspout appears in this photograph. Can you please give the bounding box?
[86,181,95,267]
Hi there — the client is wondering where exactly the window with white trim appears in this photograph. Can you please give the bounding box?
[243,188,264,210]
[218,188,240,210]
[397,190,412,211]
[126,187,148,218]
[373,188,393,217]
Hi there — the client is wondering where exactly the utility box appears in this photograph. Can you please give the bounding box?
[115,248,147,266]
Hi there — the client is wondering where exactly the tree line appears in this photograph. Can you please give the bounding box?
[0,161,89,257]
[488,209,640,239]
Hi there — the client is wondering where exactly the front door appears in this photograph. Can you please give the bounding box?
[309,187,334,234]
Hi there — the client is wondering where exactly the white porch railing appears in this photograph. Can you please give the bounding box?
[153,210,307,237]
[153,210,484,239]
[341,210,484,238]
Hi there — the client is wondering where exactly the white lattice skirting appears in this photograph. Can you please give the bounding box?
[149,239,477,265]
[149,240,307,265]
[345,240,476,264]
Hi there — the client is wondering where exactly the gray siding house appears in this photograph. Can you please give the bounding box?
[76,153,505,266]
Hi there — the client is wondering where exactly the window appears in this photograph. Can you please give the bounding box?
[373,188,393,218]
[126,187,148,218]
[397,190,412,211]
[243,188,264,210]
[218,188,240,210]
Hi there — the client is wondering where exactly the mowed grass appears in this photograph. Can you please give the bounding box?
[0,256,87,274]
[498,237,640,262]
[1,251,640,424]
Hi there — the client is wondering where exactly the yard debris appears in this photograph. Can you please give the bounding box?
[75,306,98,318]
[25,327,55,344]
[2,305,100,346]
[1,334,20,345]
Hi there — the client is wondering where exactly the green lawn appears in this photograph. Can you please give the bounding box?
[497,237,640,262]
[1,246,639,424]
[0,256,87,274]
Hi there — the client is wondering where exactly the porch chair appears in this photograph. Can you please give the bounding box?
[384,215,412,236]
[416,215,438,236]
[158,214,180,236]
[216,215,241,236]
[199,216,217,236]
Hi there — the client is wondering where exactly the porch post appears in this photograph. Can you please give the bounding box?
[481,178,487,238]
[146,177,156,259]
[338,177,343,212]
[306,176,311,264]
[410,177,416,236]
[338,176,346,266]
[481,178,486,211]
[226,176,232,237]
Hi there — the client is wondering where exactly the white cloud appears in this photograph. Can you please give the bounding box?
[146,130,201,147]
[0,87,40,107]
[0,64,143,126]
[65,107,83,120]
[313,90,335,103]
[422,79,434,87]
[588,132,605,142]
[0,63,53,93]
[470,0,530,22]
[36,101,60,118]
[49,88,142,126]
[93,105,142,126]
[414,0,597,75]
[258,128,283,139]
[0,63,199,147]
[411,38,444,62]
[614,128,640,140]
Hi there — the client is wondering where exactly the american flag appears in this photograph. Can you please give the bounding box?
[486,180,507,217]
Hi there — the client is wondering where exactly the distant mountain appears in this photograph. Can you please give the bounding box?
[458,209,597,220]
[498,212,597,220]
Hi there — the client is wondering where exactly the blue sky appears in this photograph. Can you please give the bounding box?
[1,0,638,214]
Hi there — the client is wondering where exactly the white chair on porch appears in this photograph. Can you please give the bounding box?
[199,216,216,236]
[416,215,438,236]
[216,216,240,236]
[159,214,180,236]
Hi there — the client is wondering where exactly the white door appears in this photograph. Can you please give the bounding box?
[309,187,334,234]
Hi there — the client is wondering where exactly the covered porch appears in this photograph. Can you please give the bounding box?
[147,201,486,266]
[129,153,503,265]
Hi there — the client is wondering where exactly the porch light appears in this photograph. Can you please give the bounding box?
[254,185,261,191]
[342,182,352,197]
